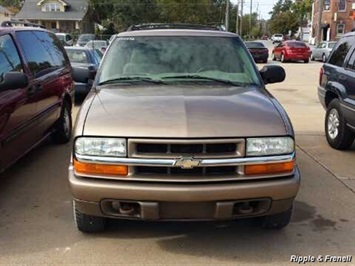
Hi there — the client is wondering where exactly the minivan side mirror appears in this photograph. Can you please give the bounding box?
[72,66,96,83]
[259,65,286,85]
[0,72,29,91]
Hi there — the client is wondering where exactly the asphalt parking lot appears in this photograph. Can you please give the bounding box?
[0,48,354,265]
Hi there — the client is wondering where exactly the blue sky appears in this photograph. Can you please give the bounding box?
[231,0,276,20]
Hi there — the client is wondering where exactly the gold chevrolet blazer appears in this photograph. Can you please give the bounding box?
[69,24,300,233]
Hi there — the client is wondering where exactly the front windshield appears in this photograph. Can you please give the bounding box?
[79,34,95,42]
[98,36,260,86]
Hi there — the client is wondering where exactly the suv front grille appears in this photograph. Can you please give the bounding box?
[136,143,237,155]
[135,166,237,175]
[129,138,245,159]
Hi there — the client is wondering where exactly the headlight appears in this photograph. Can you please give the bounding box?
[246,137,294,156]
[75,137,126,157]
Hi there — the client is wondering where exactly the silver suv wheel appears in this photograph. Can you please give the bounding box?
[327,108,339,139]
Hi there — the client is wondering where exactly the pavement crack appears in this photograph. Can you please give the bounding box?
[296,144,355,194]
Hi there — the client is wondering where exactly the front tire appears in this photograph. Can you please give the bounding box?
[74,201,106,233]
[52,102,72,144]
[325,99,355,149]
[261,205,293,230]
[280,53,286,63]
[304,59,309,63]
[322,54,326,63]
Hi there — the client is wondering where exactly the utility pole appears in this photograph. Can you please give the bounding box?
[236,0,239,34]
[317,0,323,45]
[225,0,230,31]
[249,0,252,36]
[240,0,243,37]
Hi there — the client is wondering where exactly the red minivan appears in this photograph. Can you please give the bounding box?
[0,22,74,172]
[272,41,310,63]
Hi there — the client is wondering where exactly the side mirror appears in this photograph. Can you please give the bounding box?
[260,65,286,85]
[72,66,96,83]
[0,72,29,91]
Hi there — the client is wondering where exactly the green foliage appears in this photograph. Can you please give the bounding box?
[268,0,312,36]
[269,11,298,35]
[89,0,238,32]
[0,0,21,8]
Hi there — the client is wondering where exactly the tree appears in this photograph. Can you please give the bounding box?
[268,11,298,35]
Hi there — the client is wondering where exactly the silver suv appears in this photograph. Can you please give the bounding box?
[69,24,300,233]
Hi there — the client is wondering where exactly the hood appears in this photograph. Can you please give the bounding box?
[81,85,287,138]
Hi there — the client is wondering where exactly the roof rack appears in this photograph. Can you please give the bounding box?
[1,20,45,29]
[126,23,224,32]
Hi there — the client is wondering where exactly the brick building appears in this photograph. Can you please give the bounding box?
[311,0,355,42]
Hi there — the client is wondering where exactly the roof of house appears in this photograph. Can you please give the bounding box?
[14,0,89,21]
[0,5,14,15]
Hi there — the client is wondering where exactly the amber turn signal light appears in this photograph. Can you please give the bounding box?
[74,160,128,176]
[245,161,295,175]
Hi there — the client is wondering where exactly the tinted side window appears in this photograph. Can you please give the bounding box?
[328,36,355,67]
[16,31,68,77]
[0,34,23,76]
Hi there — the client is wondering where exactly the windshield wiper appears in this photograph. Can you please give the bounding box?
[98,77,165,85]
[161,75,249,86]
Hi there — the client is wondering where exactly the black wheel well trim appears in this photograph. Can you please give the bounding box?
[325,91,338,107]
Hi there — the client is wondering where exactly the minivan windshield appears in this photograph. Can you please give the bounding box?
[98,36,261,86]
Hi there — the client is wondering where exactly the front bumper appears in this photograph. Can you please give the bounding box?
[69,166,300,221]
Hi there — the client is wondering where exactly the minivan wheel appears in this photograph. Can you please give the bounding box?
[52,102,72,144]
[325,99,355,149]
[74,202,106,233]
[261,205,293,230]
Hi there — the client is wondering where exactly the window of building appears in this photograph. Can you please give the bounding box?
[324,0,331,10]
[4,12,9,17]
[44,2,60,12]
[337,24,345,35]
[338,0,346,11]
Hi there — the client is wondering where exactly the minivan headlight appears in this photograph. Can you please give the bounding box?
[75,137,126,157]
[246,137,294,156]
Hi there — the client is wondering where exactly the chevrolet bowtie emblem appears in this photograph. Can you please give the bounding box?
[174,157,201,169]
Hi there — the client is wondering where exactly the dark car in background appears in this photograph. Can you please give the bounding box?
[75,33,96,47]
[318,32,355,149]
[272,41,310,63]
[65,47,102,102]
[245,41,269,63]
[0,23,74,172]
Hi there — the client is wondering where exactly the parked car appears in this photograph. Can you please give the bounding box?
[65,47,102,103]
[85,40,109,53]
[271,34,283,44]
[55,32,74,46]
[310,41,337,62]
[318,32,355,149]
[75,33,96,47]
[0,22,75,172]
[69,23,300,233]
[245,41,269,63]
[272,41,310,63]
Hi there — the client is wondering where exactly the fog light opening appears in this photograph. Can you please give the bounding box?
[233,202,254,215]
[111,201,140,216]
